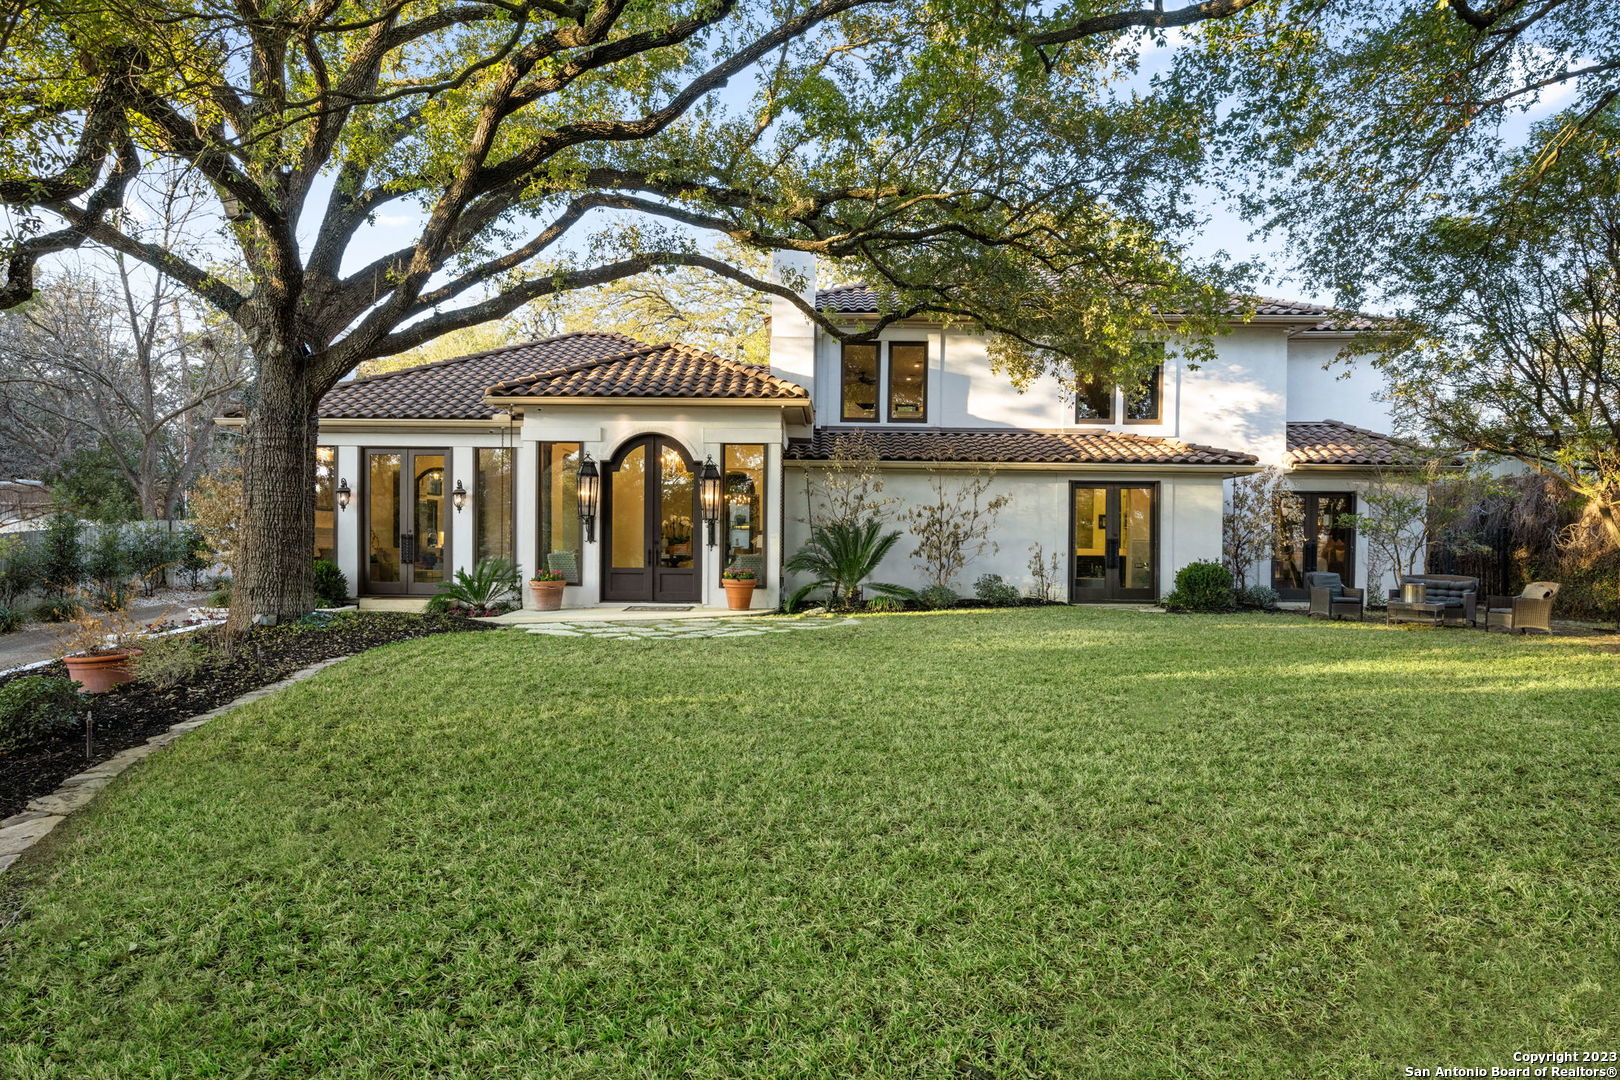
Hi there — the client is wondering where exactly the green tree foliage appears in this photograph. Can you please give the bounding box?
[0,0,1261,628]
[1179,0,1620,304]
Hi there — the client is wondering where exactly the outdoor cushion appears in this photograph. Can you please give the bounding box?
[1303,571,1344,598]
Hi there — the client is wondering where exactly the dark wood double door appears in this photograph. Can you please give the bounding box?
[1272,491,1355,600]
[603,436,701,603]
[364,448,450,596]
[1070,482,1158,602]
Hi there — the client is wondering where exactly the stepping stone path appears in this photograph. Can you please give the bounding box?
[515,616,859,640]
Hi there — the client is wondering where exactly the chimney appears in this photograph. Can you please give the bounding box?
[769,251,817,402]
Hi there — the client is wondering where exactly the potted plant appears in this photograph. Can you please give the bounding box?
[529,569,567,611]
[56,605,147,694]
[721,567,757,610]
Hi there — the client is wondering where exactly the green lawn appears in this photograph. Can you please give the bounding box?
[1,609,1617,1078]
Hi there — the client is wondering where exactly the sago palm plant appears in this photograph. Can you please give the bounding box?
[784,519,916,611]
[426,557,522,615]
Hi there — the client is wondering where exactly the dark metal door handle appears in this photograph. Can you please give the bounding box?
[401,533,417,563]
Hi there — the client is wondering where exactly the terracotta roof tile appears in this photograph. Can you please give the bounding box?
[487,342,807,400]
[1286,420,1426,466]
[316,332,644,419]
[786,427,1257,466]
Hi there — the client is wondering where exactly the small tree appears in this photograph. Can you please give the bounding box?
[189,467,244,576]
[1223,466,1291,589]
[38,512,84,596]
[1027,543,1064,603]
[802,431,896,531]
[900,465,1011,591]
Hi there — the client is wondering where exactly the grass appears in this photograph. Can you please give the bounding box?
[0,608,1617,1078]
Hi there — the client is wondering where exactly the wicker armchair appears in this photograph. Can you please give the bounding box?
[1485,582,1560,635]
[1306,571,1364,620]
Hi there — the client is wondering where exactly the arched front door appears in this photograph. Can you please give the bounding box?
[602,436,701,603]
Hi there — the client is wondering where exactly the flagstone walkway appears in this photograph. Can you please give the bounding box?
[513,616,859,639]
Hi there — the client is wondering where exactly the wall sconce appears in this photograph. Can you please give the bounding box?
[452,479,467,513]
[699,456,723,548]
[577,453,600,543]
[336,478,352,512]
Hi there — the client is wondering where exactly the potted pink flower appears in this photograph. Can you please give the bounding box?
[720,567,757,611]
[529,570,567,611]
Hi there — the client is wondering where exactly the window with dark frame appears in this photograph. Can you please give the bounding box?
[474,447,514,564]
[538,442,583,583]
[720,444,767,585]
[840,343,880,421]
[1127,351,1166,427]
[887,342,927,422]
[1074,378,1114,423]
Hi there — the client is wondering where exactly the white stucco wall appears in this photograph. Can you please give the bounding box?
[783,465,1229,601]
[1286,337,1395,432]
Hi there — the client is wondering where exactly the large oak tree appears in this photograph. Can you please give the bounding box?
[1,0,1258,627]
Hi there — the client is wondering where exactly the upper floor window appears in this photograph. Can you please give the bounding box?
[841,343,880,421]
[841,341,929,423]
[1125,362,1162,423]
[887,342,927,422]
[1074,378,1113,423]
[1073,344,1165,425]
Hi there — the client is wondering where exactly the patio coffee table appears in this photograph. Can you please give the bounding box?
[1387,600,1446,626]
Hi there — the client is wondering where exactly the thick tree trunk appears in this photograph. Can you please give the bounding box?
[229,343,320,631]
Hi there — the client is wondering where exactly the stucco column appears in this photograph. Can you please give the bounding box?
[515,439,539,607]
[335,445,361,598]
[450,445,475,578]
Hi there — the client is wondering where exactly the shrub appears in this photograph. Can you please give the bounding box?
[174,523,212,588]
[85,525,136,610]
[313,559,351,607]
[426,557,519,615]
[1237,584,1280,610]
[0,535,42,606]
[126,523,185,594]
[0,606,27,633]
[135,632,218,689]
[39,512,83,595]
[865,595,908,613]
[785,519,915,611]
[34,595,84,623]
[973,574,1022,606]
[918,584,958,610]
[0,676,88,752]
[1163,560,1236,613]
[206,576,232,608]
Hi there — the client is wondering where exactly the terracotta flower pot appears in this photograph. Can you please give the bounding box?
[529,579,566,611]
[62,648,143,694]
[722,578,757,611]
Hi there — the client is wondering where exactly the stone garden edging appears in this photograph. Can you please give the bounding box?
[0,655,351,876]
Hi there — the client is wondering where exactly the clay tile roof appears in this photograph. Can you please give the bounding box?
[811,285,1388,328]
[785,427,1257,466]
[487,341,807,400]
[1285,420,1429,466]
[315,332,646,420]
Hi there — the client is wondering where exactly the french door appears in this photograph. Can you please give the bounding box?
[1070,483,1158,602]
[1272,492,1355,600]
[364,449,451,596]
[602,436,701,603]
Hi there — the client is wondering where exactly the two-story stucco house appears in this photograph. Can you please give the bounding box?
[269,253,1413,611]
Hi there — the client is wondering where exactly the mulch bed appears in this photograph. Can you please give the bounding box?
[0,613,495,819]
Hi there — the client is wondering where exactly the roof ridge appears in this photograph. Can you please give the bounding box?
[349,331,648,388]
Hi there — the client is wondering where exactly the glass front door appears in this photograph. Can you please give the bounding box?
[602,436,701,603]
[1272,492,1355,599]
[364,448,451,595]
[1071,483,1158,602]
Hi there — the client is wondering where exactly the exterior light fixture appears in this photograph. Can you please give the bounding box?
[336,478,352,511]
[452,479,468,513]
[577,453,600,543]
[699,456,723,548]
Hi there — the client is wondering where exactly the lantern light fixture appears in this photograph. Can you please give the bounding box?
[699,456,723,548]
[336,478,352,512]
[452,479,468,513]
[577,453,601,543]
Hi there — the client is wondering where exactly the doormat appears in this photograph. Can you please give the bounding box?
[623,605,693,611]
